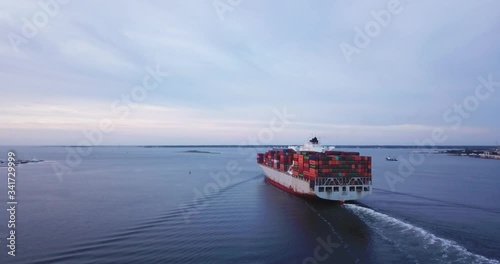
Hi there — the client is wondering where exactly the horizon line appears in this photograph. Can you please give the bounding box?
[0,144,498,148]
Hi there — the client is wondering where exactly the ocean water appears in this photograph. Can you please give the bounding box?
[0,146,499,264]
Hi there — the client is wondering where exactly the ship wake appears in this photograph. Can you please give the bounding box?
[344,204,499,264]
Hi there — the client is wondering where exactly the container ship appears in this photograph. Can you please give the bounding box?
[257,137,372,201]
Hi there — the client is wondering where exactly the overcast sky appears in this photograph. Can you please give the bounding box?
[1,0,499,145]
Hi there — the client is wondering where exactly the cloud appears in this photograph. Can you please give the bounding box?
[1,0,499,145]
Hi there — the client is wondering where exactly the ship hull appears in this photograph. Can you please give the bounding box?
[259,164,316,197]
[259,164,372,201]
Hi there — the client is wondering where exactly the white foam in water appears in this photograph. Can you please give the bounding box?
[344,204,499,264]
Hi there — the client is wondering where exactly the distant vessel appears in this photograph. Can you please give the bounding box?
[257,137,372,202]
[1,157,44,165]
[386,156,398,161]
[30,157,44,163]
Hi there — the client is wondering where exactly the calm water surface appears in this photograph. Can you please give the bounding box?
[0,147,499,263]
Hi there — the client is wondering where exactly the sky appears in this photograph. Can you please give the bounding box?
[0,0,499,145]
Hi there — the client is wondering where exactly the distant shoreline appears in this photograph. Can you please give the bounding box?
[179,150,221,154]
[440,148,500,160]
[8,145,497,149]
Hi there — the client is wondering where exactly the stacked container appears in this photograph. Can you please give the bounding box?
[257,149,296,171]
[258,149,372,182]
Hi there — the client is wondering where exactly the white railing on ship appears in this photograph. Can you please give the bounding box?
[315,177,371,186]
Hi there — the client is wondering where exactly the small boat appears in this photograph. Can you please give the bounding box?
[386,156,398,161]
[31,157,44,163]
